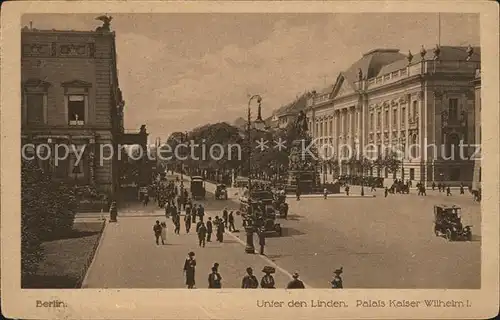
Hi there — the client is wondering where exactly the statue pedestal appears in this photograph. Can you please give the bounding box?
[286,138,319,194]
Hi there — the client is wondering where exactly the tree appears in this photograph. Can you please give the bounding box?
[383,151,402,174]
[21,159,77,277]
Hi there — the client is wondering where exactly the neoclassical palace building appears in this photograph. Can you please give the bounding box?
[306,46,480,186]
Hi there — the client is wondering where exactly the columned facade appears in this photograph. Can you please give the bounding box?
[307,46,480,187]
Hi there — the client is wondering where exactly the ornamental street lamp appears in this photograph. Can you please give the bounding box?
[245,94,262,254]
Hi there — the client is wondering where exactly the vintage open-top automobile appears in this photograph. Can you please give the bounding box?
[239,189,282,236]
[215,184,228,200]
[433,204,472,241]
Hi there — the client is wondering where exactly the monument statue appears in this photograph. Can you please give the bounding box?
[95,15,113,32]
[294,110,308,137]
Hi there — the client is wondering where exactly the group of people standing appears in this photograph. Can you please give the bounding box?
[182,251,343,289]
[195,208,237,247]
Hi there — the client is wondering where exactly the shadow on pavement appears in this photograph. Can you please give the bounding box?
[269,227,305,238]
[286,214,304,221]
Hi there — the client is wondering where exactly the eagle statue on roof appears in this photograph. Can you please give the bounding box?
[95,15,112,32]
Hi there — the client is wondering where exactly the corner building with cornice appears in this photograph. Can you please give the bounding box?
[20,25,138,199]
[306,46,480,187]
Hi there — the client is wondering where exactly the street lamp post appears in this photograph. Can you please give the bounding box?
[245,94,262,254]
[180,131,188,187]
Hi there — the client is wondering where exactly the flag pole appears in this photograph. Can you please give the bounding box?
[438,13,441,46]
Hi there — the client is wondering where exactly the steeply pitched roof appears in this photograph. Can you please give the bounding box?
[318,49,406,97]
[344,49,406,85]
[375,46,481,77]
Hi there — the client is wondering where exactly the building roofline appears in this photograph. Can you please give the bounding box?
[21,29,115,36]
[362,48,400,56]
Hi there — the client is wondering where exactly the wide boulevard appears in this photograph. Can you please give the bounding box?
[83,176,480,289]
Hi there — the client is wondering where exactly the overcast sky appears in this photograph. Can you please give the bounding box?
[22,13,479,139]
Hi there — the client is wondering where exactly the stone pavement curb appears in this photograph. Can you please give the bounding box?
[81,219,109,288]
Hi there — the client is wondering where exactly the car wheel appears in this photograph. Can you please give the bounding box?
[276,226,282,236]
[445,229,453,241]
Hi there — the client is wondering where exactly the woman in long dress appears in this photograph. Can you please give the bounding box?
[160,222,167,244]
[183,252,196,288]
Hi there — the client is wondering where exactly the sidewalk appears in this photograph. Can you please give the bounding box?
[82,213,296,288]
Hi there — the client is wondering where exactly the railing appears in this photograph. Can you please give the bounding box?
[366,60,478,91]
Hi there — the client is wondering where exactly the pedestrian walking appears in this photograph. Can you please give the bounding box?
[345,185,350,196]
[143,192,149,206]
[384,187,388,198]
[295,187,301,201]
[222,208,229,228]
[183,252,196,289]
[432,182,436,191]
[196,219,203,233]
[323,187,328,199]
[192,204,197,224]
[228,211,236,232]
[260,266,276,289]
[153,220,163,245]
[177,196,182,210]
[330,267,343,289]
[198,204,205,221]
[165,202,171,218]
[160,222,167,244]
[446,185,452,196]
[184,214,192,233]
[241,267,259,288]
[460,183,465,195]
[206,217,213,242]
[286,272,305,289]
[208,266,222,288]
[216,217,225,242]
[197,222,207,247]
[258,227,266,255]
[173,214,180,235]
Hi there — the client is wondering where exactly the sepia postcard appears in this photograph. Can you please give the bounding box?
[1,1,499,319]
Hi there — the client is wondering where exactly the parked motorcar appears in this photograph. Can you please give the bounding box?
[433,204,472,241]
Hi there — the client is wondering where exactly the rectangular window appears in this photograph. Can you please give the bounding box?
[68,95,86,125]
[377,112,381,129]
[385,110,389,128]
[393,109,397,126]
[370,113,374,131]
[449,98,458,121]
[26,94,45,125]
[402,107,406,126]
[329,121,333,137]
